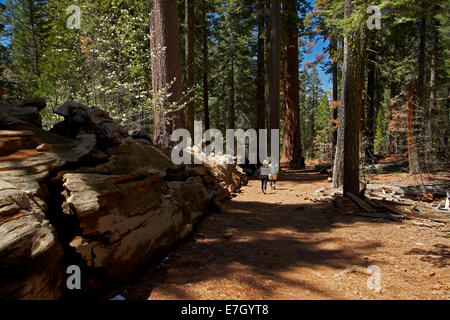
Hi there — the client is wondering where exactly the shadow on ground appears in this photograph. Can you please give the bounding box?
[104,169,414,300]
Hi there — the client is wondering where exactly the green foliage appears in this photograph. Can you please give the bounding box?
[0,2,9,92]
[2,0,49,98]
[300,66,324,159]
[313,94,332,161]
[374,89,389,154]
[207,0,256,132]
[2,0,152,130]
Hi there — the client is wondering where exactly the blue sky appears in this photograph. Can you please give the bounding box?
[301,36,332,93]
[302,0,332,93]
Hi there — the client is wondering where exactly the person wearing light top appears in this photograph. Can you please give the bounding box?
[269,158,279,190]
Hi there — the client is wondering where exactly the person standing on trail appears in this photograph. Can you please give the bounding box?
[269,158,279,190]
[260,160,270,194]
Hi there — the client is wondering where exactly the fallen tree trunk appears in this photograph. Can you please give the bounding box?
[366,184,450,198]
[345,192,376,213]
[371,200,407,219]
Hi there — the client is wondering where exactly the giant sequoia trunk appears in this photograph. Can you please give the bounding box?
[280,0,302,168]
[185,0,195,136]
[332,0,362,194]
[149,0,185,147]
[269,0,280,131]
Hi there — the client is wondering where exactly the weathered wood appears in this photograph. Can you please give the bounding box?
[367,192,415,205]
[366,184,450,198]
[366,184,408,195]
[411,220,444,228]
[372,200,407,218]
[355,212,395,219]
[364,197,382,209]
[345,192,376,213]
[445,191,449,210]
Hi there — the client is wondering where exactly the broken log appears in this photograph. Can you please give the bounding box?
[366,192,415,205]
[411,220,444,228]
[364,197,382,209]
[345,193,377,214]
[355,212,399,219]
[371,200,407,219]
[366,184,450,198]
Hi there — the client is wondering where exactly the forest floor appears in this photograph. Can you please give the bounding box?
[108,169,450,300]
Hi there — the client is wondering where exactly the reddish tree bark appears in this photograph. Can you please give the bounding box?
[149,0,185,147]
[280,0,302,168]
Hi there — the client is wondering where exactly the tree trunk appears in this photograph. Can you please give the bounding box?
[426,30,437,164]
[269,0,280,131]
[149,0,185,148]
[202,0,210,131]
[333,92,345,188]
[265,0,271,131]
[256,0,266,132]
[280,0,302,168]
[28,0,39,77]
[388,82,398,154]
[364,49,376,163]
[228,44,235,129]
[185,0,195,136]
[417,16,426,113]
[332,0,362,194]
[407,79,420,174]
[310,92,316,159]
[331,36,339,160]
[359,26,367,160]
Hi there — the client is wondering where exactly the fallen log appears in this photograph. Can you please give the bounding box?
[364,197,382,209]
[371,200,408,219]
[411,220,445,228]
[345,192,377,214]
[355,212,399,219]
[366,184,450,198]
[367,192,415,205]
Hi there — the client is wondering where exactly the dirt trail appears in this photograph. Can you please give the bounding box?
[111,169,449,300]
